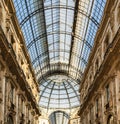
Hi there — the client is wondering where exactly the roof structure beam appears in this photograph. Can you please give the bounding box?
[24,0,43,78]
[67,79,80,102]
[37,63,83,82]
[75,0,95,79]
[39,80,53,99]
[41,0,51,76]
[68,0,79,74]
[63,81,71,111]
[47,82,56,112]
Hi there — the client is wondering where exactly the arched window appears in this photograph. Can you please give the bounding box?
[7,115,14,124]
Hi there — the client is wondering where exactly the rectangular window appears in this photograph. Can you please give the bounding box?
[10,84,14,103]
[106,84,110,103]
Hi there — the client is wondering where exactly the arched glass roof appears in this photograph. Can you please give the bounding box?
[40,75,80,110]
[49,111,69,124]
[13,0,106,114]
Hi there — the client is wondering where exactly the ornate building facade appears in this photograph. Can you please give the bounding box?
[78,0,120,124]
[0,0,40,123]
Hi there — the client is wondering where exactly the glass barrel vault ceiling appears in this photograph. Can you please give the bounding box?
[40,75,80,110]
[13,0,106,111]
[49,111,69,124]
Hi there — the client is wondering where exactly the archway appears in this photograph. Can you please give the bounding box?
[49,111,70,124]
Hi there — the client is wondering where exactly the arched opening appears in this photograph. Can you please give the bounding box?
[49,111,70,124]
